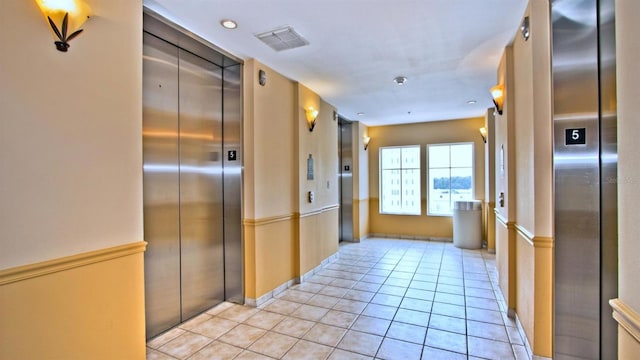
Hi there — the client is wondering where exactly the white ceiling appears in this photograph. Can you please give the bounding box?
[144,0,527,126]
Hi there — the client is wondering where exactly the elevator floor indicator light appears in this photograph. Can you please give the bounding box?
[565,128,586,145]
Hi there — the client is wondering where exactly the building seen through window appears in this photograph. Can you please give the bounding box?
[428,143,474,216]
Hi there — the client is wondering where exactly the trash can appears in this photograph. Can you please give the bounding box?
[453,200,482,249]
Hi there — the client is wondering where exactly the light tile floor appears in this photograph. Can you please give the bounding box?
[147,238,530,360]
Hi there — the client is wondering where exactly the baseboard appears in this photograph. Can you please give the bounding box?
[245,278,298,308]
[300,252,339,282]
[369,233,453,242]
[245,252,340,308]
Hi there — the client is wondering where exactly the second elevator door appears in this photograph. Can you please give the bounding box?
[143,32,224,339]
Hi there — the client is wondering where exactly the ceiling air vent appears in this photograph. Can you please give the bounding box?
[255,26,309,52]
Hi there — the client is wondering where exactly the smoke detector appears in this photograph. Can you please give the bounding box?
[393,76,408,86]
[255,26,309,51]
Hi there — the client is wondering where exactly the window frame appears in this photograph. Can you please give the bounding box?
[378,145,422,216]
[426,142,475,217]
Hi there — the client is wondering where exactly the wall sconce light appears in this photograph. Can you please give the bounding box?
[479,127,487,143]
[363,135,371,151]
[35,0,92,52]
[305,107,319,132]
[490,84,505,115]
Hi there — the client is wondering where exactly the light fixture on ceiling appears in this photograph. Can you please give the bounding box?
[305,107,319,132]
[393,76,408,86]
[363,135,371,151]
[490,84,505,115]
[35,0,92,52]
[467,100,477,105]
[521,16,530,41]
[220,19,238,29]
[479,127,488,143]
[357,112,365,116]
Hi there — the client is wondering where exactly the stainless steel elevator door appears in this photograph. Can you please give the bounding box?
[143,32,181,338]
[339,119,353,242]
[178,49,225,320]
[143,33,226,339]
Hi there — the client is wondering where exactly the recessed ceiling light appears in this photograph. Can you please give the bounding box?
[357,112,365,116]
[220,19,238,29]
[467,100,477,104]
[393,76,408,86]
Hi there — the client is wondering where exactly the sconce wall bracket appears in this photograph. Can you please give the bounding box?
[49,13,83,52]
[36,0,92,52]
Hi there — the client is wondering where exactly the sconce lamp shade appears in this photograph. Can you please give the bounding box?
[479,127,487,143]
[363,135,371,151]
[490,84,505,115]
[35,0,92,52]
[305,107,319,132]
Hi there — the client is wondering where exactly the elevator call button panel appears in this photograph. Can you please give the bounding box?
[565,128,586,145]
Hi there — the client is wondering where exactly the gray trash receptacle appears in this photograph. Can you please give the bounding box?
[453,200,482,249]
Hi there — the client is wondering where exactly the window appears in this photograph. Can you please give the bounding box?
[380,146,421,215]
[427,143,474,216]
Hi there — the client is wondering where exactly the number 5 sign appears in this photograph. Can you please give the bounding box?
[565,128,586,145]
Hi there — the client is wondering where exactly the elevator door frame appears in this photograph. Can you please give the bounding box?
[143,9,244,340]
[338,117,354,242]
[551,0,618,358]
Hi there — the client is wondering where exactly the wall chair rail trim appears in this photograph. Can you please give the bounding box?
[610,298,640,344]
[514,223,554,249]
[0,241,147,286]
[244,205,340,226]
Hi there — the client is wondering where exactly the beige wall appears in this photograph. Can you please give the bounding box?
[243,61,338,301]
[297,83,339,274]
[368,118,485,239]
[494,47,516,223]
[615,0,640,356]
[513,0,553,237]
[243,61,297,299]
[297,84,339,213]
[0,243,146,360]
[0,0,145,358]
[495,1,553,356]
[484,109,497,251]
[0,0,143,269]
[353,121,370,240]
[244,60,297,220]
[494,47,518,314]
[495,216,516,311]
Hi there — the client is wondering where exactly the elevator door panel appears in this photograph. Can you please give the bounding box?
[178,49,225,320]
[143,33,181,338]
